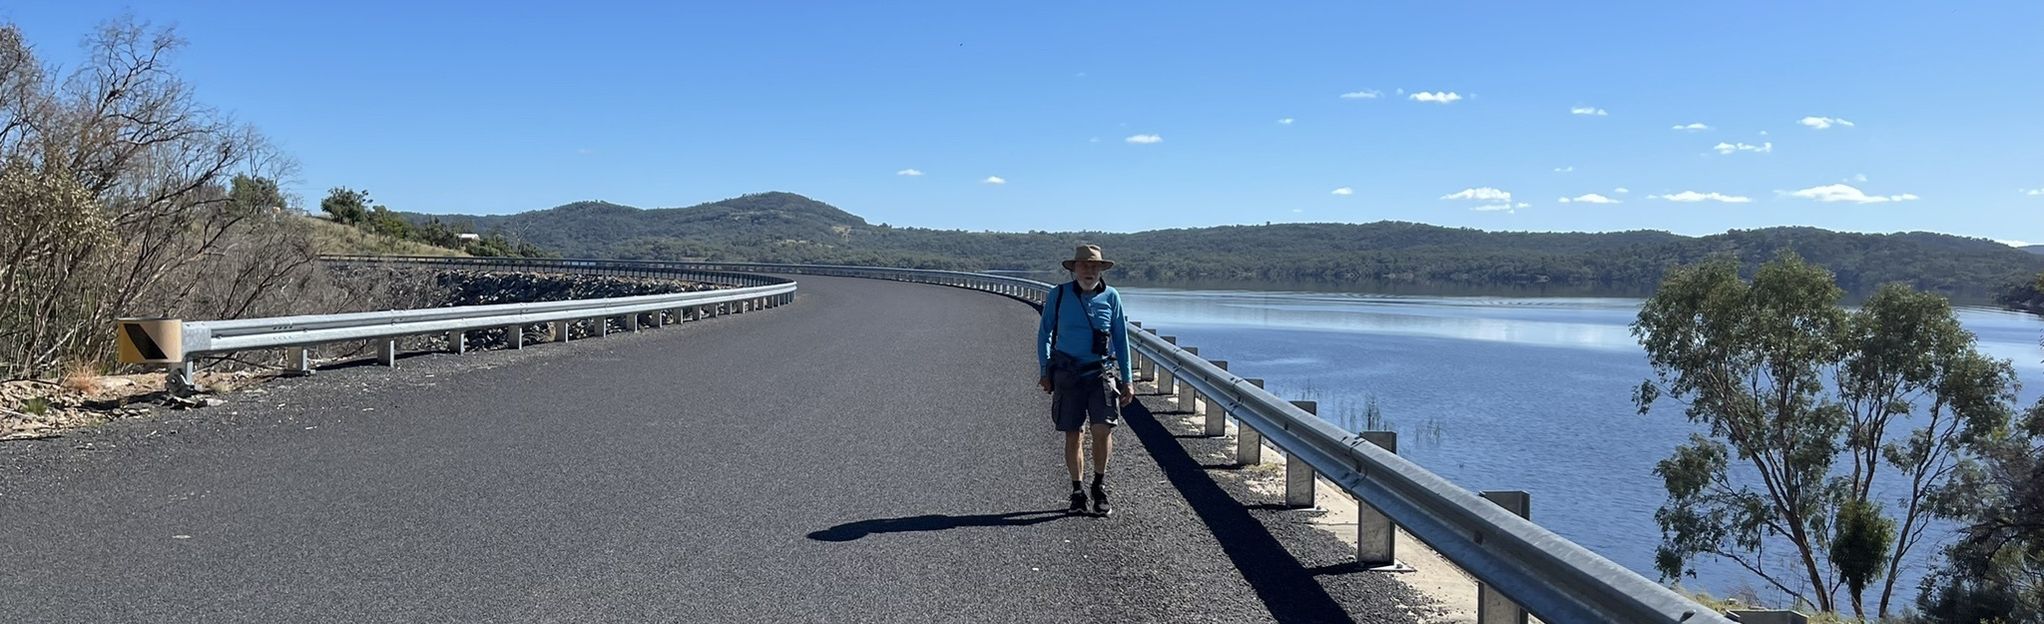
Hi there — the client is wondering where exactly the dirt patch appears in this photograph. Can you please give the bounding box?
[1,371,271,441]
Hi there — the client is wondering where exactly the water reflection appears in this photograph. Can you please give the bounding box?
[1125,288,2044,373]
[1128,289,1648,352]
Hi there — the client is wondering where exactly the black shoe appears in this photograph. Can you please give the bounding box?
[1069,488,1088,514]
[1091,484,1112,516]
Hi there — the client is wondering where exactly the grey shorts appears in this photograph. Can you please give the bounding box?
[1051,362,1120,432]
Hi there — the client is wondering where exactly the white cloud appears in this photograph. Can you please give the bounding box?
[2023,188,2044,196]
[1758,130,1770,136]
[1571,106,1608,116]
[1441,187,1512,202]
[1278,118,1294,125]
[1331,187,1354,196]
[1473,204,1517,213]
[1410,91,1463,104]
[1996,239,2032,248]
[1517,202,1530,208]
[1650,191,1753,203]
[1554,166,1574,173]
[1558,193,1622,204]
[895,169,923,176]
[1340,90,1382,100]
[1671,122,1711,131]
[982,176,1006,185]
[1614,187,1631,194]
[1125,134,1163,144]
[1713,141,1773,155]
[1786,183,1918,204]
[1799,116,1856,130]
[1291,209,1304,213]
[1852,173,1868,182]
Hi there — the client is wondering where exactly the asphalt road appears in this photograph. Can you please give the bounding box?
[1,274,1425,623]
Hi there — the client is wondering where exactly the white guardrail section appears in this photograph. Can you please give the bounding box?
[174,257,798,375]
[372,256,1728,624]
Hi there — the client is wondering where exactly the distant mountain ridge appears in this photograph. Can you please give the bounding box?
[2022,244,2044,255]
[410,192,2044,298]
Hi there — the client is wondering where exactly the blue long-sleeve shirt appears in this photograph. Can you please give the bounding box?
[1037,280,1132,383]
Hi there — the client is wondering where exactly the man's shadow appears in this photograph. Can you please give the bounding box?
[807,510,1072,542]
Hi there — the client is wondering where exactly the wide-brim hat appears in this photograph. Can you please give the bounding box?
[1061,244,1115,270]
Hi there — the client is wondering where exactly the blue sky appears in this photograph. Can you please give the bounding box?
[7,1,2041,243]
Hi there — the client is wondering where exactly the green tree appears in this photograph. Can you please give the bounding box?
[363,205,413,240]
[228,175,285,213]
[1632,254,2019,617]
[1917,276,2044,623]
[1841,284,2021,616]
[320,187,370,225]
[1831,499,1894,618]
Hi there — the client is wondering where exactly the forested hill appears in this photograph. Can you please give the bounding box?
[410,192,2044,299]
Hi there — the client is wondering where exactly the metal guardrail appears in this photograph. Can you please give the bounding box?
[595,259,1730,624]
[159,257,799,384]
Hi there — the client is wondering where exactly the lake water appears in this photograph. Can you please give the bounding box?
[1118,286,2044,604]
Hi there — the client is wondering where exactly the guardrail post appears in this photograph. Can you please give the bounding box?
[1285,400,1318,508]
[507,325,524,349]
[1176,346,1201,415]
[595,318,609,338]
[626,313,640,332]
[1157,336,1179,394]
[170,360,197,393]
[551,320,571,342]
[448,331,466,354]
[683,306,699,322]
[287,347,312,376]
[1237,379,1265,465]
[1204,360,1230,436]
[1357,431,1401,569]
[1137,328,1158,381]
[1126,321,1145,375]
[1478,491,1532,624]
[379,339,398,367]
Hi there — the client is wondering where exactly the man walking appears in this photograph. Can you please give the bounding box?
[1037,244,1134,515]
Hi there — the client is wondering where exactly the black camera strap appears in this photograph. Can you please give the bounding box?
[1049,281,1111,361]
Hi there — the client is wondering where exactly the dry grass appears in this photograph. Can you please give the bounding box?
[58,360,99,394]
[304,215,468,257]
